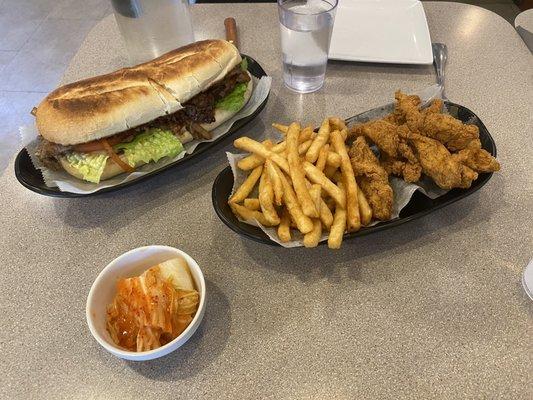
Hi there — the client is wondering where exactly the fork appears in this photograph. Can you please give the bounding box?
[432,43,448,100]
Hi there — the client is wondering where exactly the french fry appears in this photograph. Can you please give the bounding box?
[299,125,314,143]
[237,140,287,171]
[340,127,348,141]
[305,180,331,228]
[302,161,346,208]
[298,139,313,155]
[330,130,361,231]
[316,144,329,172]
[305,118,330,163]
[319,197,334,229]
[308,184,322,213]
[265,159,284,206]
[259,169,280,225]
[328,206,346,249]
[229,165,263,203]
[279,171,314,234]
[287,122,319,218]
[237,155,263,171]
[234,137,290,173]
[277,208,292,242]
[243,198,260,211]
[326,151,341,168]
[272,123,288,134]
[272,141,287,153]
[303,219,322,248]
[230,203,276,226]
[329,117,347,132]
[357,190,372,226]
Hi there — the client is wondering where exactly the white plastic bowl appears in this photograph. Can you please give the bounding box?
[86,245,206,361]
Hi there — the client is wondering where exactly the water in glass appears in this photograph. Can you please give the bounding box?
[279,0,337,93]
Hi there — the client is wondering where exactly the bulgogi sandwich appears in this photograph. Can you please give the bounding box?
[34,40,252,183]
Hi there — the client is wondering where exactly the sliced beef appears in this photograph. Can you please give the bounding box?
[183,92,216,123]
[208,66,250,100]
[35,138,69,170]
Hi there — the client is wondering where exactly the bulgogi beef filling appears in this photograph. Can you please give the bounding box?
[151,65,250,127]
[36,65,251,167]
[35,140,69,170]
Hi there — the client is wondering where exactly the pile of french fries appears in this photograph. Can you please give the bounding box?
[228,117,372,249]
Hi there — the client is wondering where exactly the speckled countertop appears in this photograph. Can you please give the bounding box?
[2,3,532,399]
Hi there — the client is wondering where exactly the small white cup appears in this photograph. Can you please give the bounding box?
[86,245,206,361]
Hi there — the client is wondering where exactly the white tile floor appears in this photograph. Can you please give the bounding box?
[0,0,522,174]
[0,0,111,173]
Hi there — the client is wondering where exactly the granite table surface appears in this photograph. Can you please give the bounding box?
[1,2,532,399]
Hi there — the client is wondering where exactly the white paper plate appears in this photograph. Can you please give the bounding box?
[329,0,433,64]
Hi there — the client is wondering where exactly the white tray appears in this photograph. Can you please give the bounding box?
[329,0,433,64]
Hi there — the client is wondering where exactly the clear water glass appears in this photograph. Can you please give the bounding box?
[278,0,338,93]
[111,0,195,65]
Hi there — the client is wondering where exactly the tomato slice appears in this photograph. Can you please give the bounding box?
[72,131,132,152]
[101,138,134,173]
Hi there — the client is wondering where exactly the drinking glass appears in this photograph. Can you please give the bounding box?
[111,0,195,65]
[278,0,338,93]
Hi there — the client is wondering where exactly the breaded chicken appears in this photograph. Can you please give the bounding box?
[421,113,480,151]
[451,141,500,173]
[349,137,393,220]
[404,133,478,189]
[349,120,400,158]
[394,91,424,132]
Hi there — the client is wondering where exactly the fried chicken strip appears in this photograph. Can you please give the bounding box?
[451,141,500,173]
[394,91,480,151]
[381,150,422,183]
[349,137,393,220]
[402,132,478,189]
[349,120,400,157]
[421,113,480,151]
[422,98,443,115]
[379,125,422,183]
[395,91,424,132]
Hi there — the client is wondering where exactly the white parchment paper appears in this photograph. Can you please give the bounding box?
[20,76,272,194]
[226,84,450,248]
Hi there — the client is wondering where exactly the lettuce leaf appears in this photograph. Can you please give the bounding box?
[240,57,248,71]
[114,128,184,167]
[63,128,183,183]
[215,82,247,112]
[64,152,109,183]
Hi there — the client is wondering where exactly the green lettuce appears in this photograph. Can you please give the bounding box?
[64,152,109,184]
[215,82,247,112]
[114,128,184,167]
[240,57,248,71]
[63,128,183,183]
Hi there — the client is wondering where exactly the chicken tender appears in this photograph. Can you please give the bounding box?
[349,120,400,157]
[422,98,444,115]
[381,155,422,183]
[421,113,480,151]
[405,133,478,189]
[451,141,500,173]
[395,91,424,132]
[349,137,393,220]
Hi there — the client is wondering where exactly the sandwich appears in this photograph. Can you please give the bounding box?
[34,39,253,183]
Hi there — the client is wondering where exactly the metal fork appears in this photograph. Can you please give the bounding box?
[432,43,448,100]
